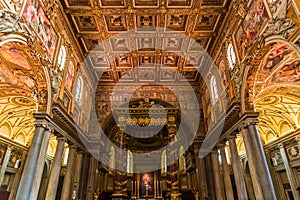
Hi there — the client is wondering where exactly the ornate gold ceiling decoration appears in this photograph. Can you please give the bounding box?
[0,41,49,112]
[243,42,300,145]
[62,0,228,83]
[0,96,36,146]
[255,88,300,144]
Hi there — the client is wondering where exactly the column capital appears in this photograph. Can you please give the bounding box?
[278,143,284,149]
[211,149,218,154]
[34,119,49,129]
[227,134,237,141]
[56,136,67,143]
[217,143,226,149]
[68,144,77,150]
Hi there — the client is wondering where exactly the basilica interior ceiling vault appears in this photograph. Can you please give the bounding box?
[61,0,229,84]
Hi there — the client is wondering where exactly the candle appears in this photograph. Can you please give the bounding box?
[131,181,133,197]
[135,181,137,197]
[137,181,140,198]
[160,181,162,196]
[157,180,159,197]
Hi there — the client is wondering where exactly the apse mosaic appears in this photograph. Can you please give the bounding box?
[235,0,269,58]
[22,0,57,60]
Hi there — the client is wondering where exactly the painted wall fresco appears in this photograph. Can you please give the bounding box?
[235,0,269,58]
[0,43,31,70]
[0,64,35,88]
[22,0,57,60]
[261,44,292,72]
[271,59,300,83]
[219,59,228,90]
[65,60,75,91]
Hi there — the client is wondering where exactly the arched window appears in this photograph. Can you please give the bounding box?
[57,46,66,71]
[161,150,167,174]
[227,43,236,70]
[75,76,83,104]
[210,76,218,105]
[179,146,186,173]
[127,150,133,173]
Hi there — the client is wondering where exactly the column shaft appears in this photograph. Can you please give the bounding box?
[248,124,276,200]
[220,146,234,200]
[195,154,208,199]
[0,147,12,187]
[228,136,248,200]
[15,126,46,200]
[211,150,224,200]
[86,157,97,200]
[279,145,300,200]
[8,151,26,200]
[241,127,264,199]
[45,137,66,200]
[61,145,76,200]
[29,129,51,199]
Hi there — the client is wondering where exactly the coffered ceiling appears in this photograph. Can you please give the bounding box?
[61,0,229,83]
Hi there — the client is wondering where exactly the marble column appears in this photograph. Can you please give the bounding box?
[0,146,12,187]
[265,149,286,200]
[247,123,276,200]
[61,145,76,200]
[279,144,300,200]
[211,150,224,200]
[194,149,208,199]
[45,137,66,200]
[228,135,248,200]
[8,151,26,200]
[86,157,97,200]
[29,128,52,199]
[219,144,234,200]
[241,126,264,200]
[73,151,84,199]
[15,124,47,200]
